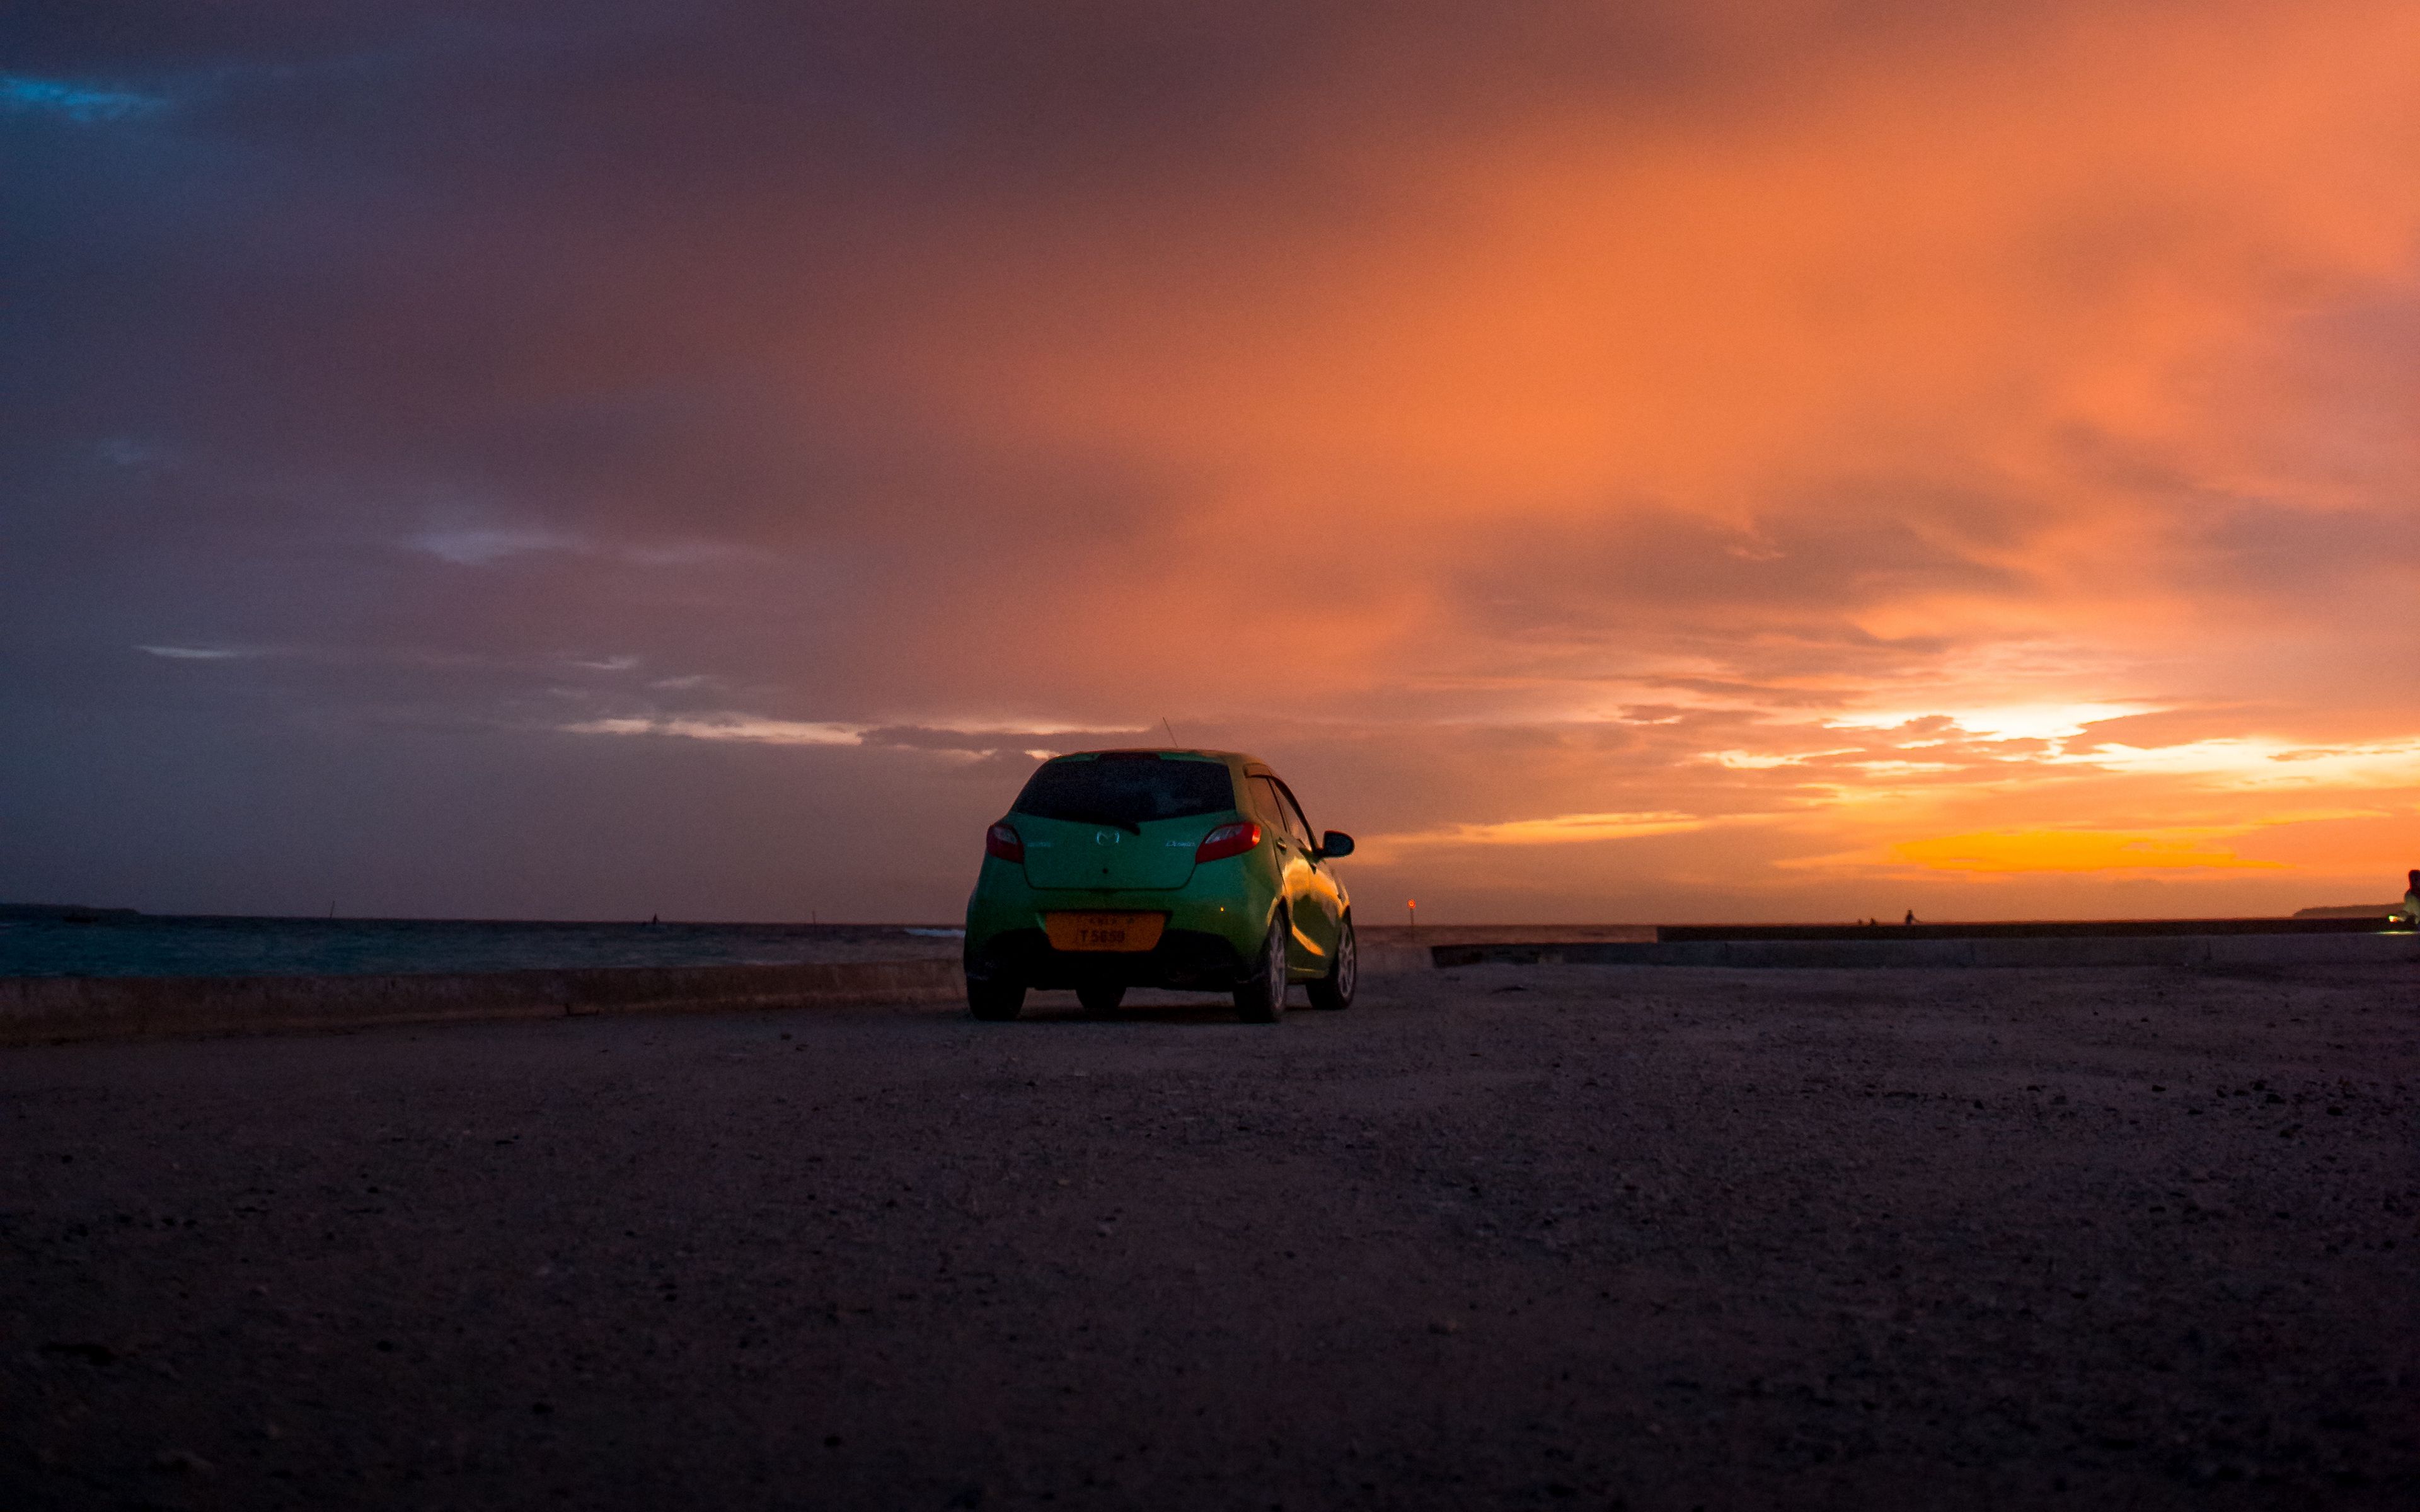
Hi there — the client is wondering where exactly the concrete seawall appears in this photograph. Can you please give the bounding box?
[0,960,966,1048]
[2,945,1438,1048]
[1431,933,2420,970]
[6,931,2400,1047]
[1356,942,1436,978]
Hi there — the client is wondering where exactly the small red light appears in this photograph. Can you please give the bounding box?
[1195,820,1261,863]
[986,823,1023,862]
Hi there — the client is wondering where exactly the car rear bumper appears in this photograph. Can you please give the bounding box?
[964,850,1277,990]
[964,927,1253,992]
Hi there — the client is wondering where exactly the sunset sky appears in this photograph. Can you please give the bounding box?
[5,1,2416,923]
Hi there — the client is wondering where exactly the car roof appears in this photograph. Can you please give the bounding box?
[1047,748,1262,767]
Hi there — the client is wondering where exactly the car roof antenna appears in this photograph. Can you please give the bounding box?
[1161,716,1178,746]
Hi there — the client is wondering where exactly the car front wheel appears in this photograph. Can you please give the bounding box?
[1235,910,1289,1023]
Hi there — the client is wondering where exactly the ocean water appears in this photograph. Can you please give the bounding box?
[0,915,965,979]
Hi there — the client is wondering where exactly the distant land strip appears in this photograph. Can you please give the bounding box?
[1656,916,2397,941]
[1433,926,2416,971]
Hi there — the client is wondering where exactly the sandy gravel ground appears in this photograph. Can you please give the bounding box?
[3,963,2414,1509]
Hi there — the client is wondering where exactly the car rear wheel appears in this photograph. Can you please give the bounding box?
[967,976,1025,1021]
[1076,982,1126,1017]
[1306,914,1356,1011]
[1235,910,1289,1023]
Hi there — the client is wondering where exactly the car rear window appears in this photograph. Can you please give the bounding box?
[1011,757,1237,828]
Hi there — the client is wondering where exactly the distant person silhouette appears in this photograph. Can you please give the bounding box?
[1904,909,1918,925]
[2401,870,2419,927]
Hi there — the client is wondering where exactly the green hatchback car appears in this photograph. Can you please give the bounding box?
[962,749,1356,1022]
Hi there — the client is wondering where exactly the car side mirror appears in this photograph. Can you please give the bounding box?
[1317,830,1354,859]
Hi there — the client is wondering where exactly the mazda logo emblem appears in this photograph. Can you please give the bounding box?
[1095,830,1119,845]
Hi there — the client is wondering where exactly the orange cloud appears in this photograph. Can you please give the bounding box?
[1883,827,2286,874]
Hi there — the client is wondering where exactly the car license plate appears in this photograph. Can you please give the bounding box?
[1046,912,1166,952]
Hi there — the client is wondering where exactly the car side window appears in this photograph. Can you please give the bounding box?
[1249,776,1291,839]
[1269,779,1315,849]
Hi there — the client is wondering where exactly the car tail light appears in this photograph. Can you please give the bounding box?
[1195,820,1261,863]
[986,823,1023,862]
